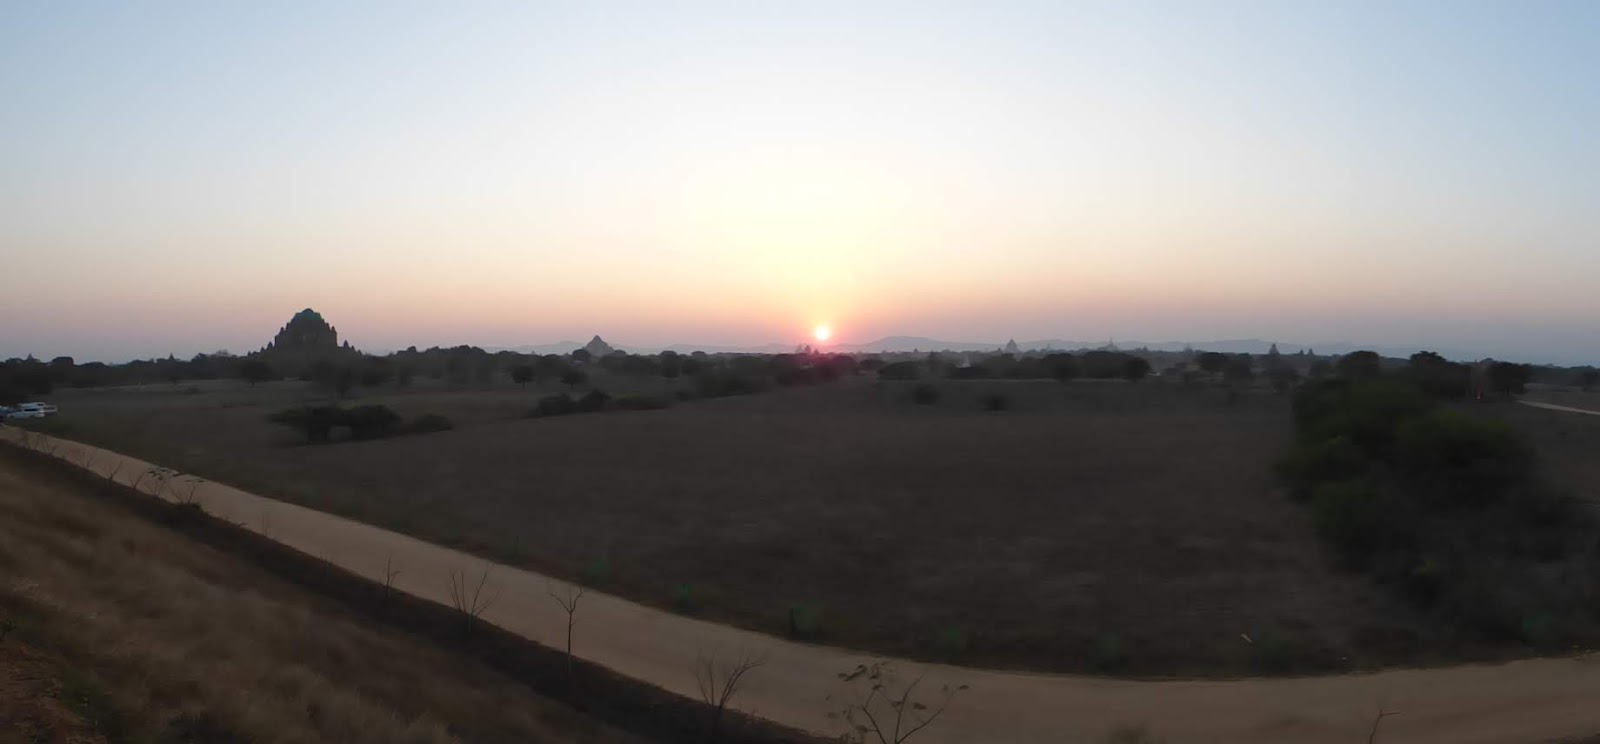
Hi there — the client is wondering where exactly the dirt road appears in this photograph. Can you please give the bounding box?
[1521,400,1600,417]
[4,428,1597,743]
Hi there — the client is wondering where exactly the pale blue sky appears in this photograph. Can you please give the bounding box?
[3,1,1597,363]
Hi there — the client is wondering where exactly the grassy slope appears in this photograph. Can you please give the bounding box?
[28,377,1429,675]
[0,446,643,744]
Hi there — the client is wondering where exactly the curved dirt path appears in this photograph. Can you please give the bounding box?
[4,428,1598,744]
[1521,400,1600,417]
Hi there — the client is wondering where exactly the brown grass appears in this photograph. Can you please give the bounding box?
[0,446,643,744]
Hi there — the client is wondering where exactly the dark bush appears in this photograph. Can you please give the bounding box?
[340,405,403,439]
[692,371,764,398]
[613,394,670,411]
[982,393,1009,411]
[532,393,577,417]
[576,389,611,413]
[268,405,341,444]
[877,361,920,381]
[911,383,940,405]
[409,413,454,433]
[1283,369,1600,645]
[1394,410,1532,508]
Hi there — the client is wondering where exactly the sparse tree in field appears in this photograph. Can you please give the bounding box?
[560,369,587,389]
[510,364,535,388]
[1336,351,1383,380]
[829,662,966,744]
[692,649,768,740]
[1196,352,1229,374]
[549,583,587,691]
[1121,356,1151,382]
[1222,354,1255,385]
[1488,361,1532,396]
[446,566,501,635]
[240,359,274,387]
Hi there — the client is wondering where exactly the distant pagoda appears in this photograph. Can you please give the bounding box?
[584,335,616,358]
[265,308,342,353]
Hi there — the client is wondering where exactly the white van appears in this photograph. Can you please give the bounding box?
[8,402,57,419]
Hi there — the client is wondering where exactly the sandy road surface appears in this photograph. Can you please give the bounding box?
[1521,401,1600,417]
[4,428,1597,743]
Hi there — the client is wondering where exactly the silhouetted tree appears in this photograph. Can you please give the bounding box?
[1121,357,1152,382]
[510,364,535,388]
[240,359,274,387]
[560,369,587,389]
[1197,352,1229,374]
[1488,361,1532,396]
[1223,354,1255,384]
[1578,369,1600,392]
[1337,351,1383,380]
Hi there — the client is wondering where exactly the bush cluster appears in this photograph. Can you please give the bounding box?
[530,390,670,418]
[268,405,451,443]
[1281,377,1598,645]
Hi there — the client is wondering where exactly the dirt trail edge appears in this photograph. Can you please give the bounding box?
[5,429,1597,744]
[1521,400,1600,417]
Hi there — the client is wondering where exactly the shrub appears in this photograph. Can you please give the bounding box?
[1283,368,1600,647]
[877,361,920,381]
[268,405,340,444]
[576,389,611,413]
[340,405,402,439]
[981,393,1009,411]
[1393,410,1531,508]
[1277,436,1368,498]
[532,393,576,417]
[613,394,671,411]
[911,383,940,405]
[693,371,764,398]
[409,413,454,433]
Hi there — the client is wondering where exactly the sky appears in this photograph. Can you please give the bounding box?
[3,1,1598,364]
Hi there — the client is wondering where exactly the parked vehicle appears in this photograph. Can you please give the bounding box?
[7,402,57,419]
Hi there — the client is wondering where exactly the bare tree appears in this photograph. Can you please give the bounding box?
[549,583,587,690]
[693,649,768,740]
[382,553,401,597]
[829,662,965,744]
[174,475,205,507]
[1367,698,1400,744]
[446,565,500,635]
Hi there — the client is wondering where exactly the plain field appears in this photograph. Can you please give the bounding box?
[23,375,1458,675]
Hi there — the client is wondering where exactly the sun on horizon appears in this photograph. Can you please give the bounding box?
[813,325,833,343]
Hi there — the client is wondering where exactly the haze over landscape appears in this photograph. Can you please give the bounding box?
[4,1,1598,364]
[10,4,1600,743]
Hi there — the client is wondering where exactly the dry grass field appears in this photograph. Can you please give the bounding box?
[22,376,1465,676]
[0,445,643,744]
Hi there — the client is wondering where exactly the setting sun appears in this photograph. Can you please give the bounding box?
[813,325,832,343]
